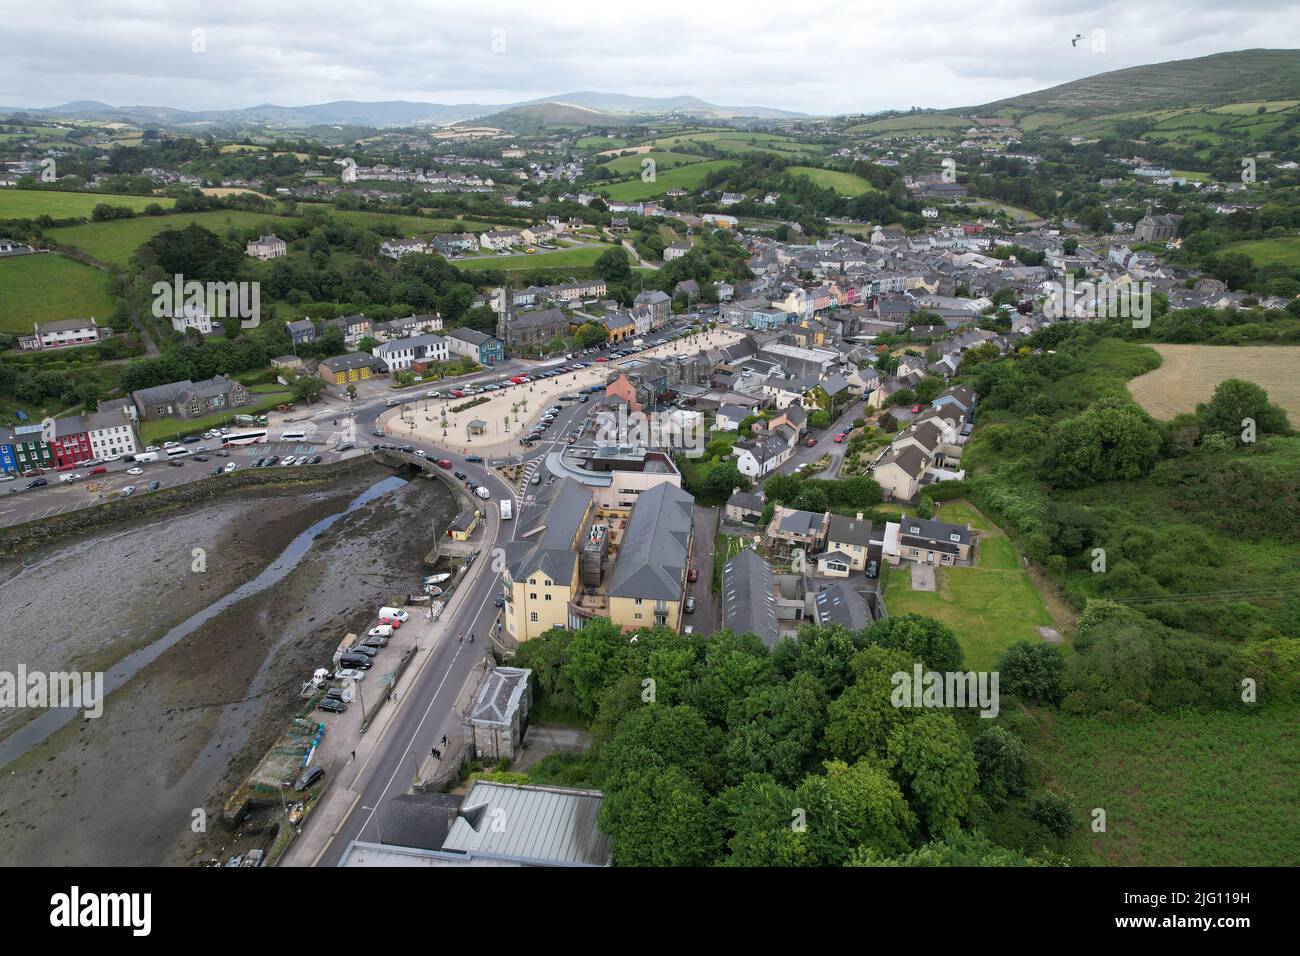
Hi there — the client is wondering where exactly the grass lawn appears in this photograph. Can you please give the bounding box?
[138,392,291,444]
[0,254,119,333]
[1220,235,1300,268]
[787,166,879,196]
[599,161,738,202]
[47,210,291,266]
[600,150,705,175]
[1024,701,1299,866]
[0,189,176,220]
[882,500,1052,669]
[453,245,606,272]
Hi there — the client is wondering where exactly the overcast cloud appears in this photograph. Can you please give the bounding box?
[1,0,1298,115]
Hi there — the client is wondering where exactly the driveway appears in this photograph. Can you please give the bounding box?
[688,503,719,634]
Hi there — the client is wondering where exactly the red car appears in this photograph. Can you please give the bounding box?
[833,433,847,444]
[449,389,466,398]
[687,566,699,583]
[22,468,43,478]
[89,466,108,476]
[804,437,818,447]
[594,356,609,363]
[510,376,527,385]
[56,462,77,472]
[437,459,452,469]
[911,404,923,414]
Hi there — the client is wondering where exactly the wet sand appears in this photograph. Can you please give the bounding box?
[0,466,456,866]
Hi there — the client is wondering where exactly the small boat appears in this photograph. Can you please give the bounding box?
[422,573,451,585]
[424,585,443,597]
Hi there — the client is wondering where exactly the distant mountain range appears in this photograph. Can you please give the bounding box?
[0,91,805,131]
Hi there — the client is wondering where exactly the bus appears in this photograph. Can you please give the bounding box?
[165,447,192,459]
[222,429,268,446]
[279,429,307,443]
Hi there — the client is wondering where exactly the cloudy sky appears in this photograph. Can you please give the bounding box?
[2,0,1297,115]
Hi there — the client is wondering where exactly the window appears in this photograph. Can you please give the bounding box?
[529,612,538,623]
[544,594,552,601]
[633,613,642,620]
[949,533,961,542]
[634,598,642,605]
[530,593,537,600]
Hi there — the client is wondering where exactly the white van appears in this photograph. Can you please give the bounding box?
[499,499,513,520]
[377,607,410,624]
[133,451,158,463]
[368,624,394,639]
[279,430,307,443]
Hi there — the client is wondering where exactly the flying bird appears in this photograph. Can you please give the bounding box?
[1071,34,1085,46]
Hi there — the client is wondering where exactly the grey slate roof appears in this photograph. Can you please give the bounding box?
[470,667,530,726]
[504,478,592,583]
[721,548,779,647]
[813,582,872,630]
[608,483,693,601]
[827,513,873,548]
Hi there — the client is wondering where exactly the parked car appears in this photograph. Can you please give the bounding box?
[453,470,466,480]
[687,566,699,583]
[334,668,366,682]
[346,644,378,658]
[224,462,238,473]
[805,437,818,447]
[264,456,280,467]
[88,466,108,476]
[59,473,82,483]
[368,625,394,640]
[494,594,505,608]
[119,485,135,497]
[337,654,373,669]
[26,478,49,489]
[192,455,208,462]
[147,480,161,492]
[834,433,847,443]
[685,596,697,614]
[167,459,185,468]
[182,436,200,444]
[251,457,266,468]
[294,765,326,790]
[127,467,144,476]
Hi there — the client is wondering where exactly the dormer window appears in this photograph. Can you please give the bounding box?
[950,533,961,542]
[909,525,920,533]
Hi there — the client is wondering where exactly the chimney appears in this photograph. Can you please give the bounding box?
[856,512,864,521]
[733,487,740,497]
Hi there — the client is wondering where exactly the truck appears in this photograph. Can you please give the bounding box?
[234,414,268,426]
[133,451,158,463]
[499,499,512,520]
[475,485,491,500]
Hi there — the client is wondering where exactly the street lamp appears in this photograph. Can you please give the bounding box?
[360,804,385,844]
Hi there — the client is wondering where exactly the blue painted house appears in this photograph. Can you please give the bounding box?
[446,328,506,366]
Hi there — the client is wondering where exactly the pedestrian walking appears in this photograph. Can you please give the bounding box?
[351,750,356,763]
[441,734,447,746]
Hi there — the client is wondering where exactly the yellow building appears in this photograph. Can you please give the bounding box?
[501,479,594,642]
[319,352,374,386]
[605,484,694,632]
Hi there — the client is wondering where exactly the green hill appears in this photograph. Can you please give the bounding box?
[971,49,1300,117]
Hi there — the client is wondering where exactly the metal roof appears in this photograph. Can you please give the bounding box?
[721,547,779,647]
[441,782,612,866]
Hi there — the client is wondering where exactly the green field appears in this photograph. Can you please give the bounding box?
[599,160,738,202]
[1027,702,1299,866]
[46,206,503,266]
[786,166,879,196]
[649,130,823,158]
[0,189,176,220]
[453,244,606,272]
[847,113,969,137]
[576,136,629,150]
[1220,236,1300,268]
[600,150,705,174]
[0,254,119,333]
[46,211,289,266]
[881,500,1054,670]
